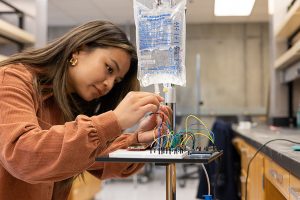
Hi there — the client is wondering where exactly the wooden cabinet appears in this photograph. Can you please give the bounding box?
[289,174,300,200]
[264,157,290,199]
[233,138,264,200]
[234,137,300,200]
[67,172,101,200]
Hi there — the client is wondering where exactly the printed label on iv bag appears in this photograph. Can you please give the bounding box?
[134,0,186,87]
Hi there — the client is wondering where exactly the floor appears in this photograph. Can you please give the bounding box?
[95,164,202,200]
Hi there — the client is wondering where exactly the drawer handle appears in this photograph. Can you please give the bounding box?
[289,187,300,199]
[240,176,246,183]
[276,173,283,184]
[241,148,247,153]
[269,169,283,185]
[269,169,277,179]
[247,154,254,159]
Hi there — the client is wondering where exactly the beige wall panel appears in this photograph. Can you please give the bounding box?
[177,23,269,115]
[246,37,262,108]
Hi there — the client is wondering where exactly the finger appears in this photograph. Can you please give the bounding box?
[160,112,171,125]
[129,91,164,101]
[165,106,173,117]
[153,110,170,125]
[140,113,156,126]
[159,105,172,117]
[138,95,161,108]
[146,113,157,121]
[140,104,159,115]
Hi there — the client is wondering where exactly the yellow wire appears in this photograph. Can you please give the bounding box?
[165,131,174,148]
[179,132,192,146]
[150,114,214,149]
[182,132,215,146]
[150,134,170,148]
[185,115,213,141]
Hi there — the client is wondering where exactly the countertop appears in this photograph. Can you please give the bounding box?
[233,125,300,178]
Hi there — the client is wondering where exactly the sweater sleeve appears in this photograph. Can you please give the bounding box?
[0,66,122,184]
[87,133,144,180]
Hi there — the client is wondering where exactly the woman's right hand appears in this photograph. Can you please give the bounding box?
[113,91,164,130]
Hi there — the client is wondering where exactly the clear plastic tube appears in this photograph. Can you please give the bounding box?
[201,163,210,195]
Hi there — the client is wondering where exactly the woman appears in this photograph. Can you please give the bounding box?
[0,20,170,200]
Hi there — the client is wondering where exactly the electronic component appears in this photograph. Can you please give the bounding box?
[127,143,150,151]
[110,145,220,159]
[188,146,218,158]
[109,149,188,159]
[189,145,218,155]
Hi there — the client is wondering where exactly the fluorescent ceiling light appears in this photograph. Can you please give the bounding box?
[214,0,256,16]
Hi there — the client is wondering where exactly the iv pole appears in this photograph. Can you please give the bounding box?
[165,85,176,200]
[155,1,180,199]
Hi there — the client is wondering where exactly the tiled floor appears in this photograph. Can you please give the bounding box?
[95,164,202,200]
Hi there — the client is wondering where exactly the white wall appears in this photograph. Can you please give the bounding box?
[177,23,269,116]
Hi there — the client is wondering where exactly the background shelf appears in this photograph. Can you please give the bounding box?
[275,39,300,70]
[0,54,7,61]
[275,0,300,40]
[0,19,35,44]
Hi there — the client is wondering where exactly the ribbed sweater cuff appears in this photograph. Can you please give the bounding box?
[91,111,122,143]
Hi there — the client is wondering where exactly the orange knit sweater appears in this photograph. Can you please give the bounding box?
[0,64,143,200]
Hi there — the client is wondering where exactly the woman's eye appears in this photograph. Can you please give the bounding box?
[106,65,113,74]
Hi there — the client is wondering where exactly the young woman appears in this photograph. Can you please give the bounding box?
[0,20,170,200]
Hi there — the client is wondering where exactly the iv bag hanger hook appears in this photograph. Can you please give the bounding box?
[156,0,174,7]
[156,0,162,6]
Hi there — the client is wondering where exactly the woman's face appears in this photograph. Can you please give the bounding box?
[68,47,131,101]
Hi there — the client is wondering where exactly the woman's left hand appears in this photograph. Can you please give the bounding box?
[137,124,168,144]
[136,105,172,133]
[136,105,172,144]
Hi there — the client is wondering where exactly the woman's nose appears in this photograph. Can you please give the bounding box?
[103,78,114,91]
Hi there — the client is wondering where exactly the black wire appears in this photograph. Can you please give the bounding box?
[245,138,300,200]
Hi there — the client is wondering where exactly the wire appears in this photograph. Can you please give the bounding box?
[245,138,300,200]
[201,163,210,195]
[150,134,171,149]
[147,113,215,150]
[185,115,214,143]
[147,112,165,147]
[183,132,215,145]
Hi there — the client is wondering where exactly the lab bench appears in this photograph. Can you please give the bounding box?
[233,125,300,200]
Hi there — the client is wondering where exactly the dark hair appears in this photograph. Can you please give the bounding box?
[0,20,139,120]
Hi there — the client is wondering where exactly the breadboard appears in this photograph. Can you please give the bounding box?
[109,149,188,159]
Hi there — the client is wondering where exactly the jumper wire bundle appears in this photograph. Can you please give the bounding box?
[150,114,215,152]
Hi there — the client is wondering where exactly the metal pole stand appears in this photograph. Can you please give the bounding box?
[165,84,177,200]
[166,163,176,200]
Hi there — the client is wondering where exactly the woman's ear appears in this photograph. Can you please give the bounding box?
[69,51,79,66]
[71,51,79,59]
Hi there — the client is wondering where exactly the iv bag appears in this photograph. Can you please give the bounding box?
[134,0,187,87]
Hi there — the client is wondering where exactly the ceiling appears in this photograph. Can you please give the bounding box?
[0,0,269,27]
[48,0,269,26]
